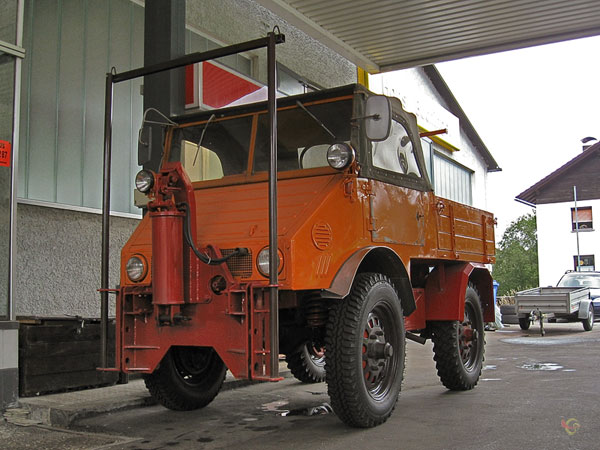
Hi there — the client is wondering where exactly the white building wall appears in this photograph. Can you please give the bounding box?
[537,199,600,286]
[369,69,490,210]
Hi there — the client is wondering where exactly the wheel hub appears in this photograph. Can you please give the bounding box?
[362,312,393,385]
[458,312,479,367]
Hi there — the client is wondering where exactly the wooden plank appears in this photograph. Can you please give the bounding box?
[20,322,115,345]
[453,219,483,240]
[20,341,111,358]
[454,234,485,255]
[20,351,115,376]
[20,370,118,397]
[18,318,120,396]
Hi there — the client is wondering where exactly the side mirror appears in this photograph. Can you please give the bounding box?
[137,125,153,165]
[365,95,391,142]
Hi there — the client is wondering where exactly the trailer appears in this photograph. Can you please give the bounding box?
[515,286,594,335]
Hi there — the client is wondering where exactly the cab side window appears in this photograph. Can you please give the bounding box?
[372,120,422,178]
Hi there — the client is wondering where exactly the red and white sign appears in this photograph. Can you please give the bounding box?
[0,140,11,167]
[185,61,263,110]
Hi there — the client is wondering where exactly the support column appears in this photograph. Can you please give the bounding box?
[0,0,24,411]
[139,0,185,171]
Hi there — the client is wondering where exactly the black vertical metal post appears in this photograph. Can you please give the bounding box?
[100,72,114,368]
[267,32,279,378]
[98,34,284,372]
[574,185,580,271]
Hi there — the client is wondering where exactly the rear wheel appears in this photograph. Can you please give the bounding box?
[583,305,594,331]
[431,284,485,391]
[144,346,226,411]
[325,273,405,428]
[286,342,325,383]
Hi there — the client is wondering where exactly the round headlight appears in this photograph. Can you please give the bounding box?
[126,255,148,282]
[135,170,154,193]
[327,143,355,169]
[257,247,283,277]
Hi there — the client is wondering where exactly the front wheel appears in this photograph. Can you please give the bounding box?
[144,346,226,411]
[431,284,485,391]
[583,305,594,331]
[326,273,406,428]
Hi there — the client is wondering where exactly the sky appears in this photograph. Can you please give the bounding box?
[435,35,600,239]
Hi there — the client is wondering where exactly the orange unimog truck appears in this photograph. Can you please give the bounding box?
[99,34,495,428]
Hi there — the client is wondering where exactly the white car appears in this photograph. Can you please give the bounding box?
[557,271,600,318]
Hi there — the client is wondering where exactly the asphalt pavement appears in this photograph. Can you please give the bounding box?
[3,320,599,449]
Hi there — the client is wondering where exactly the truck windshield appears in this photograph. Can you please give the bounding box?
[170,115,253,181]
[168,98,353,182]
[253,99,352,173]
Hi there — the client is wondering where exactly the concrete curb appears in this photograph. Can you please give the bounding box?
[13,367,290,428]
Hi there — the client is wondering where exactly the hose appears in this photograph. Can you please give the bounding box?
[179,202,247,265]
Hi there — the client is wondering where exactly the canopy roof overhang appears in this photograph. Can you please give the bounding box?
[256,0,600,73]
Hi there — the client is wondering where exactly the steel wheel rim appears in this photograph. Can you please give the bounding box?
[307,345,325,367]
[172,348,216,387]
[361,302,400,401]
[458,303,480,372]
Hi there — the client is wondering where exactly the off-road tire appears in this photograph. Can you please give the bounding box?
[519,317,531,330]
[144,346,226,411]
[583,305,594,331]
[431,284,485,391]
[286,343,325,383]
[325,272,405,428]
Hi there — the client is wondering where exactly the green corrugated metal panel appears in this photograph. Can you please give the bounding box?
[18,1,256,215]
[19,0,144,215]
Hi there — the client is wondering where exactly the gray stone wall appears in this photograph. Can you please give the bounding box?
[14,203,139,318]
[186,0,356,88]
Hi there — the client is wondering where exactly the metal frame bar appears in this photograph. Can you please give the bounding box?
[0,39,25,59]
[267,32,279,378]
[100,33,284,370]
[8,0,25,322]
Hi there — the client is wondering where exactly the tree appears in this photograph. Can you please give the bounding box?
[493,212,538,296]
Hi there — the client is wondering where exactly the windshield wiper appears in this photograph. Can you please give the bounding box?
[296,101,336,139]
[193,113,216,166]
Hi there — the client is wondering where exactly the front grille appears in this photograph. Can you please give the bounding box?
[222,248,253,278]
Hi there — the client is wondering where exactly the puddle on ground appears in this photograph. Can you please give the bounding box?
[483,365,497,370]
[261,400,289,412]
[501,337,599,346]
[280,403,333,417]
[519,362,563,371]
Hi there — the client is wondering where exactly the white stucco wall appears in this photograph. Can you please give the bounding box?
[369,69,490,210]
[537,200,600,286]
